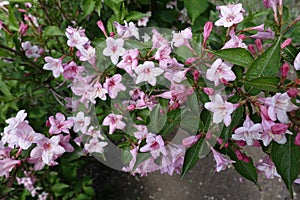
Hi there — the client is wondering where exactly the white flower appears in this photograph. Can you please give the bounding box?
[134,61,164,86]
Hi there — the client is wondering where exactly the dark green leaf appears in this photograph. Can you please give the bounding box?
[148,105,167,133]
[80,0,96,20]
[43,26,65,36]
[242,77,280,92]
[184,0,209,24]
[181,138,205,178]
[271,135,300,198]
[51,183,69,194]
[227,148,259,186]
[214,48,254,68]
[132,152,151,172]
[125,11,151,22]
[246,37,281,80]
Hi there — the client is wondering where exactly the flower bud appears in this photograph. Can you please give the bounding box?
[280,63,290,78]
[182,134,201,148]
[281,38,292,49]
[248,44,256,55]
[97,20,107,37]
[255,39,263,51]
[295,132,300,146]
[185,57,197,64]
[18,22,29,36]
[193,70,200,81]
[271,123,288,134]
[287,88,298,98]
[127,104,136,111]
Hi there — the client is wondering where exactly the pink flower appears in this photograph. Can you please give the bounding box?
[84,138,108,154]
[206,59,236,86]
[256,156,280,179]
[19,22,29,36]
[294,52,300,70]
[232,115,263,146]
[43,56,63,78]
[117,48,139,74]
[260,92,297,123]
[103,37,126,65]
[137,12,151,27]
[204,94,238,126]
[140,134,167,159]
[172,27,192,48]
[211,147,235,172]
[58,134,74,152]
[151,29,169,49]
[21,41,40,58]
[134,61,164,86]
[5,110,27,129]
[102,113,126,134]
[48,113,73,134]
[0,158,21,178]
[114,21,139,39]
[103,74,126,99]
[97,20,107,37]
[62,61,84,81]
[30,136,65,165]
[66,30,89,48]
[71,76,96,104]
[222,30,247,49]
[93,82,108,100]
[72,112,91,133]
[215,3,244,27]
[78,46,95,64]
[249,24,275,40]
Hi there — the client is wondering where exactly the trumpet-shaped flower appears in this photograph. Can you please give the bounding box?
[211,147,235,172]
[215,3,244,27]
[134,61,164,86]
[103,37,126,65]
[102,113,126,134]
[206,59,236,86]
[204,94,238,126]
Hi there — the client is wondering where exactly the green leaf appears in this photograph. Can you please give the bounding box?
[0,77,12,96]
[148,105,167,133]
[220,106,244,141]
[184,0,209,24]
[246,37,281,80]
[43,26,65,36]
[227,148,259,186]
[214,48,254,68]
[80,0,96,20]
[110,0,124,3]
[83,186,96,197]
[51,183,69,194]
[125,11,150,22]
[271,136,300,198]
[132,152,151,172]
[242,77,280,92]
[181,138,205,178]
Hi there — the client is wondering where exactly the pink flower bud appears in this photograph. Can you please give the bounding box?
[18,9,27,13]
[46,120,51,127]
[295,132,300,146]
[242,155,250,163]
[182,134,201,148]
[97,20,107,37]
[203,21,213,39]
[280,63,290,78]
[248,44,256,55]
[217,138,229,148]
[203,87,214,96]
[281,38,292,49]
[263,0,271,8]
[185,57,197,64]
[238,34,246,40]
[271,123,289,134]
[18,22,29,36]
[255,39,263,51]
[253,140,261,147]
[287,88,298,98]
[235,149,243,160]
[127,104,136,111]
[278,0,282,6]
[193,70,200,81]
[110,32,115,37]
[235,140,246,147]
